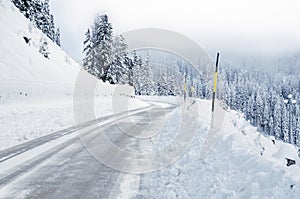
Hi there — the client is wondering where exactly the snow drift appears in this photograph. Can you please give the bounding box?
[116,98,300,198]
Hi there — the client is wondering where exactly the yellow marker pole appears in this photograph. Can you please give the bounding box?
[191,86,194,98]
[213,72,218,93]
[211,52,220,127]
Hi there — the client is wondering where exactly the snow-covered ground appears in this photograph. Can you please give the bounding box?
[0,97,149,150]
[0,0,148,150]
[1,0,300,197]
[117,99,300,198]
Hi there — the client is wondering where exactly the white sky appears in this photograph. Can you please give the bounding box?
[50,0,300,62]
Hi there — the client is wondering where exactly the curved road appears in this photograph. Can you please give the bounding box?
[0,101,178,198]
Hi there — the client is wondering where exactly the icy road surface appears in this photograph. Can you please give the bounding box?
[0,98,300,199]
[0,100,179,198]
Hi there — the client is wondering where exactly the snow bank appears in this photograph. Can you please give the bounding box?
[187,100,300,197]
[0,0,148,150]
[119,99,300,198]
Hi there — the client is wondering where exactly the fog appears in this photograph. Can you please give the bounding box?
[50,0,300,65]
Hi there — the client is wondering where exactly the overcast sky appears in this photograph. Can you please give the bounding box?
[50,0,300,63]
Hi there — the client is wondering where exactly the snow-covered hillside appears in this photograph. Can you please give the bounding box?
[0,0,148,150]
[0,0,108,103]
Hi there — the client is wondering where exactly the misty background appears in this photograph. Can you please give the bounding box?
[49,0,300,69]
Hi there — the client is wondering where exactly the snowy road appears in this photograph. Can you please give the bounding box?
[1,100,300,198]
[0,100,178,198]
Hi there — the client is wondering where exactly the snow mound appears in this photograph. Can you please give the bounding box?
[274,143,298,161]
[121,99,300,198]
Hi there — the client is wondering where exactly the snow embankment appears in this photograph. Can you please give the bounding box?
[168,100,300,198]
[118,99,300,198]
[0,0,148,150]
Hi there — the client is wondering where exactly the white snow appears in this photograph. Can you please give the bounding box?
[273,143,298,162]
[1,0,300,197]
[117,99,300,198]
[0,0,148,150]
[115,174,140,199]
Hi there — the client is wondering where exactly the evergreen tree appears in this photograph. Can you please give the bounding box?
[124,56,134,86]
[131,50,143,95]
[91,14,114,82]
[263,102,270,132]
[33,0,43,28]
[49,14,56,40]
[12,0,60,44]
[55,27,61,46]
[273,101,282,139]
[107,35,129,84]
[296,116,300,147]
[39,36,49,59]
[12,0,22,9]
[282,104,289,142]
[40,0,51,38]
[83,28,96,75]
[15,0,33,19]
[141,50,154,95]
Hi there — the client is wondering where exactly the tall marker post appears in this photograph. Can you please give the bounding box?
[184,76,187,101]
[211,52,220,127]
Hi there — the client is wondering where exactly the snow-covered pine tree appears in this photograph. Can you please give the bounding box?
[282,104,289,142]
[83,28,96,76]
[91,14,114,82]
[40,0,51,39]
[12,0,22,9]
[106,62,118,84]
[292,105,298,144]
[247,96,255,123]
[49,14,56,40]
[55,27,61,46]
[124,56,134,86]
[273,101,282,139]
[14,0,33,19]
[263,101,270,132]
[131,50,143,95]
[139,50,154,95]
[295,111,300,147]
[106,35,129,84]
[39,36,49,59]
[12,0,60,44]
[229,84,237,110]
[159,74,168,96]
[269,116,275,136]
[33,0,43,28]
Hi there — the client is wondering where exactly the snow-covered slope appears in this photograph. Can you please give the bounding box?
[0,0,148,150]
[0,0,113,103]
[0,0,76,102]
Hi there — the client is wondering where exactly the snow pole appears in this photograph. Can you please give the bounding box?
[184,71,187,101]
[211,52,220,127]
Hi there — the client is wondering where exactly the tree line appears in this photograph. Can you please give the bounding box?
[12,0,60,46]
[83,14,184,95]
[83,14,300,147]
[218,63,300,147]
[82,14,214,97]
